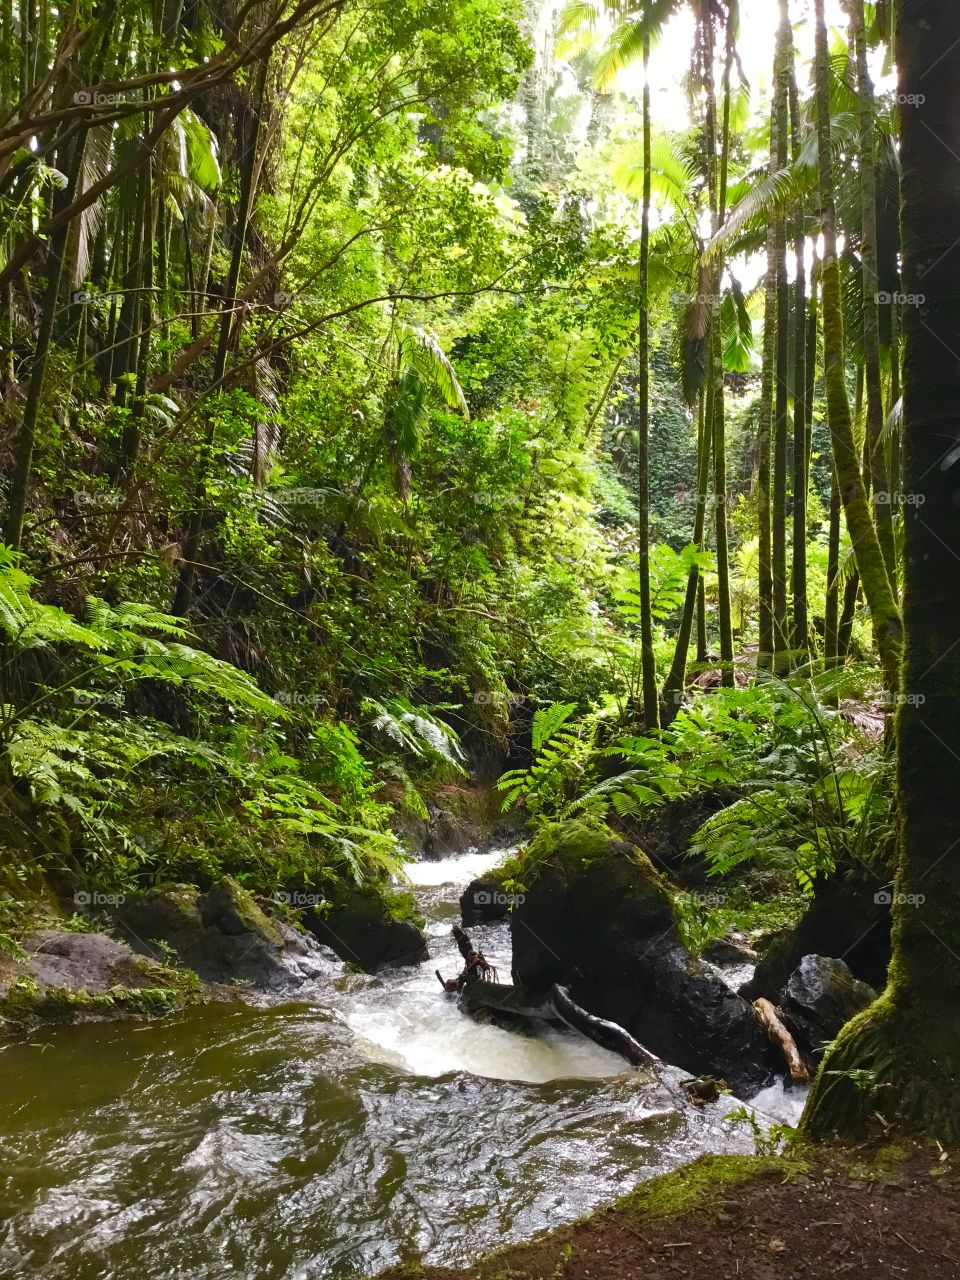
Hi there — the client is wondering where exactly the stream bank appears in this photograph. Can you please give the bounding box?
[0,844,803,1280]
[378,1142,960,1280]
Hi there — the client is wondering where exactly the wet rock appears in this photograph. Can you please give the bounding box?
[509,821,777,1096]
[0,930,197,1032]
[303,884,428,973]
[392,783,518,859]
[741,869,891,1000]
[460,878,511,926]
[778,955,878,1063]
[114,878,326,990]
[702,935,757,968]
[14,930,174,994]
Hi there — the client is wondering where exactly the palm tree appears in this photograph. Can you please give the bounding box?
[382,323,471,502]
[804,0,960,1142]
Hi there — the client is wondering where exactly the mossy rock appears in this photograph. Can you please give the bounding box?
[0,929,202,1035]
[201,876,284,946]
[304,882,428,972]
[112,878,305,989]
[742,867,891,1000]
[629,788,738,885]
[511,820,675,988]
[0,980,198,1032]
[394,781,518,858]
[510,821,776,1095]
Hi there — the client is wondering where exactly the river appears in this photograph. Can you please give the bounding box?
[0,846,806,1278]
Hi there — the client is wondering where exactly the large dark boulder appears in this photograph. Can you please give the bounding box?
[114,879,329,989]
[509,821,776,1096]
[778,954,878,1063]
[741,868,891,1000]
[460,878,511,926]
[304,884,428,972]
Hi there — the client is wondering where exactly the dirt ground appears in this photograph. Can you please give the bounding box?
[383,1145,960,1280]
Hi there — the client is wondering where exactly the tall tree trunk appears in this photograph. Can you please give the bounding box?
[849,0,898,593]
[803,0,960,1142]
[757,107,777,672]
[772,0,791,665]
[788,26,809,662]
[662,386,712,717]
[3,130,87,549]
[116,159,156,481]
[637,31,659,730]
[703,0,734,686]
[824,469,841,664]
[811,0,901,695]
[174,58,269,616]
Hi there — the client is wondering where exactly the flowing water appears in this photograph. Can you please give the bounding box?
[0,847,807,1279]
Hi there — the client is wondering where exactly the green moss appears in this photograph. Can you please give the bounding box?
[383,885,425,930]
[521,820,663,891]
[616,1153,804,1218]
[0,973,203,1033]
[207,876,285,947]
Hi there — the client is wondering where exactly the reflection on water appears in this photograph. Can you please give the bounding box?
[0,847,764,1279]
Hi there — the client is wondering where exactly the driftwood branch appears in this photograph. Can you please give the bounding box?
[753,997,810,1083]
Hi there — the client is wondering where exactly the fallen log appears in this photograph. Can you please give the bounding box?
[458,980,550,1021]
[753,997,810,1083]
[456,974,658,1069]
[549,983,659,1068]
[444,926,659,1069]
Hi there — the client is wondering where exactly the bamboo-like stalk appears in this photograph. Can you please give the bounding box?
[812,0,901,695]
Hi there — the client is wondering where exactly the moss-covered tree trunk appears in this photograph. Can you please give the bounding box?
[703,0,734,687]
[662,387,712,717]
[848,0,898,594]
[788,30,808,662]
[756,120,777,672]
[803,0,960,1142]
[637,32,659,730]
[771,0,791,667]
[811,0,901,695]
